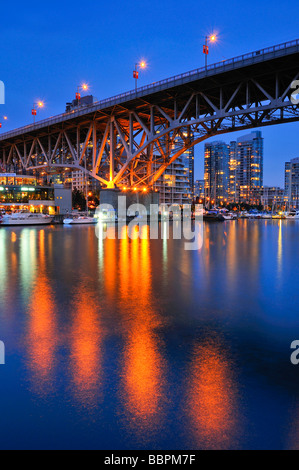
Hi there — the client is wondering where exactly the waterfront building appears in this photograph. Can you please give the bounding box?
[204,141,229,206]
[231,131,264,204]
[204,132,263,206]
[194,179,205,201]
[71,169,100,195]
[284,157,299,209]
[228,140,238,202]
[154,130,194,206]
[0,174,72,214]
[154,158,190,206]
[261,186,285,210]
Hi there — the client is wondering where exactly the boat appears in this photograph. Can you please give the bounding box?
[203,211,225,221]
[294,211,299,220]
[272,212,286,219]
[282,211,296,219]
[63,215,98,225]
[0,212,54,226]
[223,214,234,220]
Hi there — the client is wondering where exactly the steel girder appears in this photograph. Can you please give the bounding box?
[1,73,299,188]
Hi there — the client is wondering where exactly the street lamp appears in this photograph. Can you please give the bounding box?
[133,61,146,92]
[32,101,44,123]
[0,116,7,130]
[76,83,89,107]
[203,34,217,71]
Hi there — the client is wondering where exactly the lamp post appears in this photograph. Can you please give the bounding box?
[133,61,146,92]
[203,34,217,71]
[0,116,8,130]
[32,101,44,124]
[76,84,89,108]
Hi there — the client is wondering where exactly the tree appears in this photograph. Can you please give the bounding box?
[72,189,86,211]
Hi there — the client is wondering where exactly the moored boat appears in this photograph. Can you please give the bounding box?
[0,212,54,226]
[63,215,97,225]
[203,211,225,221]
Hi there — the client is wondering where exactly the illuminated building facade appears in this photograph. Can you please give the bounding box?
[154,130,194,206]
[194,179,205,201]
[204,141,229,206]
[285,158,299,209]
[230,131,264,204]
[261,186,285,210]
[0,174,72,214]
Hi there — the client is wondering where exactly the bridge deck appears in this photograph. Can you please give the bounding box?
[0,39,298,145]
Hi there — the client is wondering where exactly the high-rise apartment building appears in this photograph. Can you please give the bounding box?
[154,130,194,206]
[261,186,285,210]
[285,158,299,209]
[194,179,205,201]
[204,141,230,206]
[230,131,264,204]
[204,131,263,206]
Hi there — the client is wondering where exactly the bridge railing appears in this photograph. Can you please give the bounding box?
[0,39,298,141]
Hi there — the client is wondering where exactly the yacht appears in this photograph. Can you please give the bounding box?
[0,212,54,226]
[63,215,98,225]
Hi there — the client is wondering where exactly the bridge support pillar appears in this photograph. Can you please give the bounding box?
[99,189,160,218]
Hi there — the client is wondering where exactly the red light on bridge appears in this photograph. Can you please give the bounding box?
[203,45,209,55]
[133,70,139,79]
[32,109,37,116]
[76,92,81,100]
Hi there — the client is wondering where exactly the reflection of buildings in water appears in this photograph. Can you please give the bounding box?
[277,220,283,278]
[20,229,37,303]
[0,230,8,303]
[0,230,19,317]
[26,230,58,396]
[186,337,240,449]
[110,227,167,436]
[69,285,103,408]
[226,222,237,289]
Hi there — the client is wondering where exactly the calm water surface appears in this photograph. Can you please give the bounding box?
[0,220,299,450]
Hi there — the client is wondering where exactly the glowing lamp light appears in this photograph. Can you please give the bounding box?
[140,61,146,69]
[210,35,217,42]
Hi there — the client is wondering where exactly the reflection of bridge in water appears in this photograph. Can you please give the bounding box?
[0,40,299,189]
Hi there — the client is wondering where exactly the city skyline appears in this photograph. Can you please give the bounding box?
[0,0,298,187]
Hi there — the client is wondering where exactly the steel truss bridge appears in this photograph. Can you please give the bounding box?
[0,40,299,189]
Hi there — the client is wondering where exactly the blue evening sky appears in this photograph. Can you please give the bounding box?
[1,0,298,186]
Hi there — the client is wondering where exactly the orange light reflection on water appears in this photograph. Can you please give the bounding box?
[26,230,58,395]
[187,337,240,449]
[116,227,166,435]
[69,286,103,408]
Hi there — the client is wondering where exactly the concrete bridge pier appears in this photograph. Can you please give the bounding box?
[99,189,160,219]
